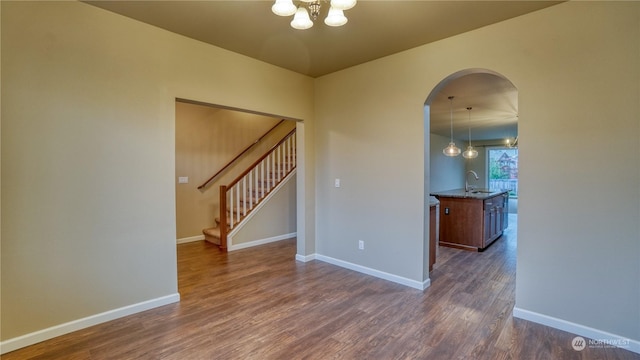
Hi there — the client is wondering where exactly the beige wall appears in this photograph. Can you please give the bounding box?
[315,1,638,343]
[1,1,313,342]
[175,101,295,239]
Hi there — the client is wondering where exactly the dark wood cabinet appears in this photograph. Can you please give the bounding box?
[429,203,437,272]
[436,192,509,251]
[483,193,508,247]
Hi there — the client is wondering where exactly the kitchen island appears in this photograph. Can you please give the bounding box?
[430,189,509,251]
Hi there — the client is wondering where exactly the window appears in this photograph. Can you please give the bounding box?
[487,147,518,198]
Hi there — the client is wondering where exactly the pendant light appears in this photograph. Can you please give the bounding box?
[462,106,478,159]
[443,96,461,157]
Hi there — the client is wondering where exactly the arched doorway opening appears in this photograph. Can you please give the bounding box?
[424,68,519,274]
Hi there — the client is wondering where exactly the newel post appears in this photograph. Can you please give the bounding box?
[219,185,228,251]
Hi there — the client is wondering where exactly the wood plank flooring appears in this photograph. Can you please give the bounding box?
[4,216,639,359]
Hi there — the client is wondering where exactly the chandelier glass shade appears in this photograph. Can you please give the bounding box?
[272,0,356,29]
[443,96,461,157]
[324,7,347,26]
[291,7,314,29]
[462,106,478,159]
[272,0,297,16]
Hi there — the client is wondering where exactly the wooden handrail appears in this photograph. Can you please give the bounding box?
[226,128,296,190]
[197,119,285,190]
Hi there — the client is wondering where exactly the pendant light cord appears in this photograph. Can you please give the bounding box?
[467,107,472,146]
[448,96,455,142]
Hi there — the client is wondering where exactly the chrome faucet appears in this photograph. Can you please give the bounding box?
[465,170,479,192]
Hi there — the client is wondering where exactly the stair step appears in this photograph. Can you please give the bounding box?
[202,227,221,245]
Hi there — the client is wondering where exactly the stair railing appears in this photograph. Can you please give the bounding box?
[197,119,285,190]
[219,129,296,249]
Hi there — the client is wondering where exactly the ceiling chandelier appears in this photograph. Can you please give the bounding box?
[272,0,357,30]
[443,96,462,157]
[462,107,478,159]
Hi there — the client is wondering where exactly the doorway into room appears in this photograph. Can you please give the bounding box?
[424,68,519,276]
[174,99,300,252]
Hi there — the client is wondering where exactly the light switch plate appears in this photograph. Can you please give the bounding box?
[334,178,341,188]
[178,176,189,184]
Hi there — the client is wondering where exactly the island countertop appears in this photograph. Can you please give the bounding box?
[430,188,509,200]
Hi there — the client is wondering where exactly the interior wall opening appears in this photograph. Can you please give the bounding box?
[424,68,519,275]
[174,98,300,252]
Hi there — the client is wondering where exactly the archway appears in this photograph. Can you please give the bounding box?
[424,68,519,275]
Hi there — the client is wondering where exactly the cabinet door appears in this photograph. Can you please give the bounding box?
[483,199,495,246]
[502,194,509,230]
[484,209,492,245]
[429,205,436,271]
[496,204,503,234]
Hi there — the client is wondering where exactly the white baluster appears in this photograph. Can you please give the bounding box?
[287,137,292,172]
[229,186,234,229]
[242,177,246,217]
[248,170,253,209]
[276,145,280,181]
[261,161,265,198]
[271,152,275,191]
[267,151,271,188]
[235,183,240,227]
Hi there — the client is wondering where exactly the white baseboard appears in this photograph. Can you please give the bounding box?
[513,307,639,355]
[295,253,316,262]
[0,293,180,355]
[314,254,430,291]
[177,235,204,244]
[228,232,297,251]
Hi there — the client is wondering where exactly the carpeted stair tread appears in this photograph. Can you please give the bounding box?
[202,227,221,245]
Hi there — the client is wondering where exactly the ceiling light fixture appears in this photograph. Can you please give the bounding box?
[443,96,461,157]
[272,0,356,30]
[463,107,478,159]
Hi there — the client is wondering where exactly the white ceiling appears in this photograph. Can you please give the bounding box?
[85,0,559,141]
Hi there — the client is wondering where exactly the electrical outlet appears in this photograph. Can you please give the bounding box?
[358,240,364,250]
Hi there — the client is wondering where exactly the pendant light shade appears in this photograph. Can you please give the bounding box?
[330,0,357,10]
[462,106,478,159]
[272,0,297,16]
[444,142,462,157]
[324,7,348,26]
[443,96,461,157]
[291,7,313,29]
[463,146,478,159]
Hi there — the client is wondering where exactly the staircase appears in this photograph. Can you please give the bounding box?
[203,129,296,250]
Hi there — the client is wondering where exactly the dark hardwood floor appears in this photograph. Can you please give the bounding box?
[4,216,638,359]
